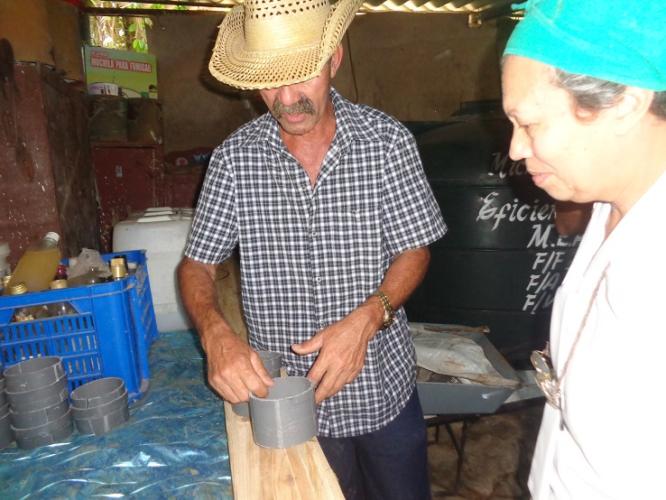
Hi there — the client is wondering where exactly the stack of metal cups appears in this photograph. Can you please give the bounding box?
[70,377,129,436]
[4,357,73,449]
[0,364,14,449]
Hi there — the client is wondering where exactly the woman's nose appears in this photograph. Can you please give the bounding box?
[508,127,532,162]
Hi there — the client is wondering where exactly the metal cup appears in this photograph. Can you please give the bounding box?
[74,403,129,436]
[249,376,316,449]
[6,374,69,412]
[70,377,126,409]
[232,350,283,418]
[4,357,65,393]
[0,402,12,449]
[12,409,73,449]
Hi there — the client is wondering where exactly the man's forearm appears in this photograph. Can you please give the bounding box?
[379,247,430,309]
[178,257,273,400]
[177,257,236,346]
[360,247,431,331]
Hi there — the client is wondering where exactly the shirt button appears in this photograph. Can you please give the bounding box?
[314,276,322,284]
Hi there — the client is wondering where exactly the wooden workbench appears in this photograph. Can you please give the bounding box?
[216,259,344,500]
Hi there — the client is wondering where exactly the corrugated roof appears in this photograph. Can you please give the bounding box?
[360,0,511,13]
[85,1,521,25]
[211,0,521,26]
[356,0,518,25]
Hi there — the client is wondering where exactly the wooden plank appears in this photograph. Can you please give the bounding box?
[216,259,344,500]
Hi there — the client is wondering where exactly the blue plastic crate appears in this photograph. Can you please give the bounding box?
[0,250,158,402]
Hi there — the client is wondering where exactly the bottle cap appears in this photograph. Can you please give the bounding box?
[110,263,128,280]
[55,264,68,280]
[44,232,60,243]
[8,282,28,295]
[50,279,68,289]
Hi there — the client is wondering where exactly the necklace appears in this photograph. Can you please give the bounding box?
[531,264,608,410]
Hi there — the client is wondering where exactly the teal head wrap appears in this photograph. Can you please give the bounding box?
[503,0,666,91]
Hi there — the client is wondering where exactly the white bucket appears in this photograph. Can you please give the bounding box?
[113,207,193,332]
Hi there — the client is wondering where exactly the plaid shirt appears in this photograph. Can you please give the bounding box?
[185,89,446,437]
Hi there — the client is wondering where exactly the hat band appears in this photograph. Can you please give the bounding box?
[245,9,329,52]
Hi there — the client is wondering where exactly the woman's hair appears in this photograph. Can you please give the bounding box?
[554,68,666,119]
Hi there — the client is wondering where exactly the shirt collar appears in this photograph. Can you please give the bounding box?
[244,88,380,152]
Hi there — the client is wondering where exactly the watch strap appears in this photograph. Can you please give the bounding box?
[373,290,395,329]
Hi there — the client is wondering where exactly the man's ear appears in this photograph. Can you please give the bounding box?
[614,86,655,135]
[330,44,344,79]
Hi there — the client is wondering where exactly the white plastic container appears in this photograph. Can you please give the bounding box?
[0,242,10,279]
[113,207,193,332]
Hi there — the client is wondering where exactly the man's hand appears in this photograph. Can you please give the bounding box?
[178,257,273,403]
[203,328,274,403]
[290,247,431,403]
[291,303,381,403]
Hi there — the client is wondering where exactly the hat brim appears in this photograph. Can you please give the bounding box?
[209,0,362,90]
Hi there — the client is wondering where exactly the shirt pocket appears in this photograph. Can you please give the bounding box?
[330,204,381,241]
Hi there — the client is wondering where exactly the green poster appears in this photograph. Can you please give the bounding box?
[84,45,158,99]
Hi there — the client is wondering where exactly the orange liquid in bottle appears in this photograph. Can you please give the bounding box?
[5,233,62,293]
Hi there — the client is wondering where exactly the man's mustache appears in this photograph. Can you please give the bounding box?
[272,96,315,118]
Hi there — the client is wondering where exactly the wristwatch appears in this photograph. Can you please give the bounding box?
[373,290,395,329]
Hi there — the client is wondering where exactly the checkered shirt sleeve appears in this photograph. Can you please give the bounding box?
[184,146,238,264]
[381,131,447,256]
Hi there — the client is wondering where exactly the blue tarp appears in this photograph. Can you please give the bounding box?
[0,331,233,499]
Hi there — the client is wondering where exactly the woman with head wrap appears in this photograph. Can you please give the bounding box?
[502,1,666,498]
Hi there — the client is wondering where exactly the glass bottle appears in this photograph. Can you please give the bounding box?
[47,279,77,316]
[5,232,62,293]
[8,283,49,322]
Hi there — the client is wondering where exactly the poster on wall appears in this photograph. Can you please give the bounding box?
[83,45,158,98]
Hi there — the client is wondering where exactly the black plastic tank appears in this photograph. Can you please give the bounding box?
[405,112,582,363]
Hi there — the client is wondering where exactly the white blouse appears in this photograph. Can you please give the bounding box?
[528,172,666,499]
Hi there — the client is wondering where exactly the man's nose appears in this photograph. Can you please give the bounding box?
[275,84,301,106]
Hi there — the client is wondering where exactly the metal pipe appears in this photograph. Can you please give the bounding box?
[88,0,230,7]
[84,7,227,16]
[467,0,516,27]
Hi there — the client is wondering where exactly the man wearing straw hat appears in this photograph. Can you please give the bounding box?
[179,0,446,497]
[502,0,666,498]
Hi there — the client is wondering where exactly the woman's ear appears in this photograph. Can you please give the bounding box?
[613,86,655,135]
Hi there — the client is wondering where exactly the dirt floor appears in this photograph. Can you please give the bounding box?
[427,403,544,499]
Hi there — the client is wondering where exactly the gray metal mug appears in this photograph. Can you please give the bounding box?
[249,376,316,449]
[232,350,282,417]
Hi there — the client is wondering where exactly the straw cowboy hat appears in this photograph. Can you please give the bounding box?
[209,0,363,90]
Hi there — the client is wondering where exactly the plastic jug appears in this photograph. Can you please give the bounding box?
[0,242,10,293]
[5,232,62,293]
